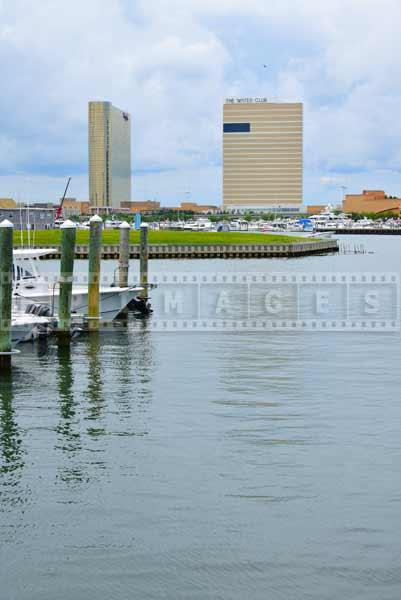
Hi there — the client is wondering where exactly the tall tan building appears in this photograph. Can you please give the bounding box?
[223,98,303,212]
[88,101,131,209]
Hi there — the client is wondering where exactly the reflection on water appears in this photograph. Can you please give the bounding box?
[85,333,105,431]
[56,344,83,486]
[57,345,80,447]
[108,319,154,428]
[0,374,23,476]
[0,373,30,522]
[0,373,24,485]
[2,242,401,599]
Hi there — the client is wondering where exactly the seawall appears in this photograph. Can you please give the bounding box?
[26,239,339,259]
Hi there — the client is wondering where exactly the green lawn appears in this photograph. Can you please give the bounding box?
[14,230,310,246]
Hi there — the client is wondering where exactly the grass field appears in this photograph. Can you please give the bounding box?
[14,230,309,246]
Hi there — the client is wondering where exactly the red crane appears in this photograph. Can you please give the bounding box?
[55,177,72,221]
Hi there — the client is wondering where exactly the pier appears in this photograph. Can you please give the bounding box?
[321,228,401,235]
[23,239,339,260]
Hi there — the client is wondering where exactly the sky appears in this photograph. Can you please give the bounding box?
[1,0,401,207]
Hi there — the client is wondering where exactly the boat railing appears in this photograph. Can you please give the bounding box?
[51,281,60,317]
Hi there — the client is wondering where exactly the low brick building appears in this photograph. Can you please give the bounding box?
[61,198,90,217]
[172,202,219,214]
[306,205,327,215]
[343,190,401,215]
[120,201,161,213]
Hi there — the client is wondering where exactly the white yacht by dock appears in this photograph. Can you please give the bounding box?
[12,248,143,321]
[308,206,352,230]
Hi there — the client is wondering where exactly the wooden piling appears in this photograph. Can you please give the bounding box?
[0,220,14,371]
[118,221,130,288]
[139,223,148,300]
[88,215,102,331]
[57,220,76,343]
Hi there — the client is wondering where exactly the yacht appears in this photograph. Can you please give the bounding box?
[183,220,197,230]
[351,217,374,229]
[308,206,352,230]
[229,220,248,231]
[184,218,215,231]
[12,248,143,321]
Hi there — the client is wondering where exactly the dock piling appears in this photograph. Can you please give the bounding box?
[139,223,149,299]
[88,215,103,331]
[118,221,130,288]
[57,220,76,343]
[0,220,13,371]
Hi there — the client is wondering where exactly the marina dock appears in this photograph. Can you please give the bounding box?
[25,239,339,260]
[321,228,401,235]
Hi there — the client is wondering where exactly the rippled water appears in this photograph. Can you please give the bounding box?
[1,235,401,599]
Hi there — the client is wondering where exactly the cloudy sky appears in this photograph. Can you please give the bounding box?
[1,0,401,207]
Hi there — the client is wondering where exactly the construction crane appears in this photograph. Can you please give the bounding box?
[55,177,71,221]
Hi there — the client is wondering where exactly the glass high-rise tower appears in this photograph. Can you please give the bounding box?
[88,101,131,209]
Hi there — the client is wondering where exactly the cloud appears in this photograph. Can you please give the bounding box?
[1,0,401,205]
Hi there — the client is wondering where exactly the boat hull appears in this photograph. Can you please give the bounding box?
[13,286,141,322]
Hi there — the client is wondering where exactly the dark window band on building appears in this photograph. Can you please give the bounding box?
[223,123,251,133]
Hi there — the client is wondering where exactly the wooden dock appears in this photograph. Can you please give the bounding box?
[29,239,339,259]
[321,228,401,235]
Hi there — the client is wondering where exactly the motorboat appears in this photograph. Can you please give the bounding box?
[308,206,353,230]
[183,218,215,231]
[12,248,143,321]
[183,221,197,230]
[351,217,374,228]
[228,220,248,231]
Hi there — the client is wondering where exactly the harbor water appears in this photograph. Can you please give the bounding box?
[1,235,401,599]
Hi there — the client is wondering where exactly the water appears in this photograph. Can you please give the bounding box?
[1,235,401,599]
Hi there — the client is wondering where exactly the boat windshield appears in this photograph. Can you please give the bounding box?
[13,264,35,281]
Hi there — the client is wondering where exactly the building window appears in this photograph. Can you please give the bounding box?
[223,123,251,133]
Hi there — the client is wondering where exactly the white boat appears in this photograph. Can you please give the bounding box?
[229,220,248,231]
[184,218,215,231]
[183,221,197,230]
[351,217,374,229]
[12,248,143,322]
[307,231,334,239]
[308,206,353,231]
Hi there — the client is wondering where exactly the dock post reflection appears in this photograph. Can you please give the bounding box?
[130,317,154,395]
[111,318,154,434]
[0,373,24,487]
[85,332,105,430]
[56,344,82,463]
